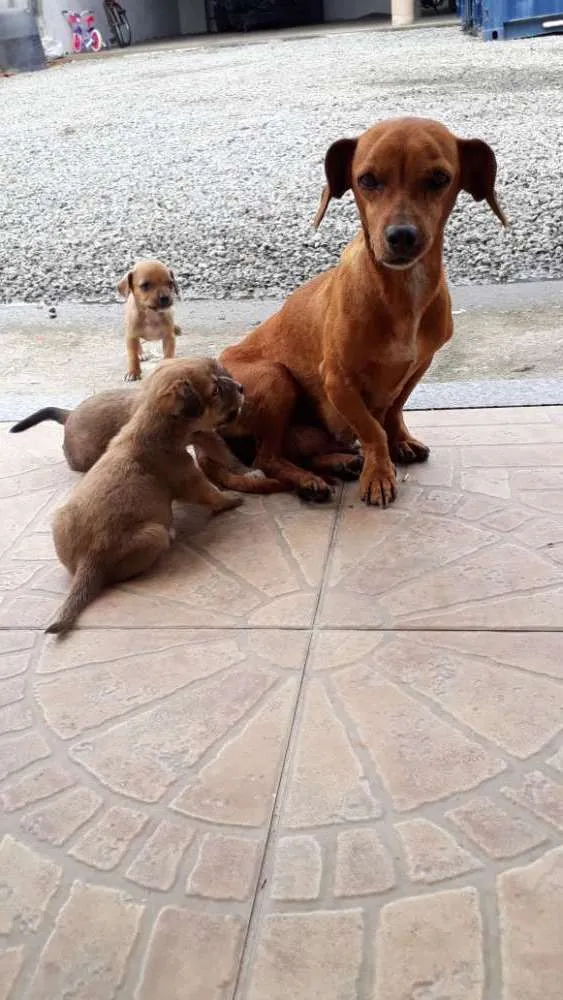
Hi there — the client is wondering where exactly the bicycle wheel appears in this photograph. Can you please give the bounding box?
[71,31,83,54]
[90,28,103,52]
[105,2,131,47]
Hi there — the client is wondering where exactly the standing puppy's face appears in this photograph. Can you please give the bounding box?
[117,260,180,311]
[314,117,507,271]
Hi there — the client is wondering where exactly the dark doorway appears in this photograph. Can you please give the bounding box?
[207,0,324,32]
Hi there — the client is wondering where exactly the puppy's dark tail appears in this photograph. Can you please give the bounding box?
[11,407,70,433]
[45,560,104,636]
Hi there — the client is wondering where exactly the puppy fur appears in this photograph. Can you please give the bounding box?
[118,259,182,381]
[10,389,285,493]
[46,358,244,636]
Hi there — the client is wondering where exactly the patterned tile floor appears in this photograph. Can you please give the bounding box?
[0,406,562,999]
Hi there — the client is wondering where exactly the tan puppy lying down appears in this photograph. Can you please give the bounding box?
[46,358,243,636]
[10,389,284,494]
[118,259,183,381]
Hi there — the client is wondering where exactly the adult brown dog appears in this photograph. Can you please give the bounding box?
[119,259,183,381]
[10,390,284,494]
[46,358,245,636]
[220,117,507,506]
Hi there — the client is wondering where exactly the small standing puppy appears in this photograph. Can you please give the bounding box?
[118,259,182,381]
[46,358,243,636]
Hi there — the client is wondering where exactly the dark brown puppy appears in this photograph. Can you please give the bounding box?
[220,117,507,506]
[10,391,284,494]
[47,358,244,636]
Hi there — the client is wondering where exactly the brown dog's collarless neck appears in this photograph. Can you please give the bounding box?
[337,229,445,355]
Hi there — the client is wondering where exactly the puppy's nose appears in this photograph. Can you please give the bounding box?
[385,225,419,257]
[159,294,171,308]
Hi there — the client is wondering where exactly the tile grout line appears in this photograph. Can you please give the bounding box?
[230,488,346,999]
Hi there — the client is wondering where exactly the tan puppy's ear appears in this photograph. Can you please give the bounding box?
[158,378,204,418]
[117,270,134,297]
[457,138,508,227]
[169,269,181,298]
[314,137,358,229]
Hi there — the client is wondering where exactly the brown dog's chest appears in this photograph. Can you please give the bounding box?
[357,358,418,413]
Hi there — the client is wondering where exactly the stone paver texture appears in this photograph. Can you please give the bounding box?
[0,406,562,998]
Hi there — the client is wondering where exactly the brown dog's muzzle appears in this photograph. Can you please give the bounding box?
[383,223,423,267]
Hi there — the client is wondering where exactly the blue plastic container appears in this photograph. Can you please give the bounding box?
[460,0,563,38]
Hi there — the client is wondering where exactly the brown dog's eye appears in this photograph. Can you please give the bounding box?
[426,170,451,191]
[358,173,383,191]
[139,281,150,291]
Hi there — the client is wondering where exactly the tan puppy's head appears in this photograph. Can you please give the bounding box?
[314,117,507,271]
[117,259,180,311]
[143,357,244,430]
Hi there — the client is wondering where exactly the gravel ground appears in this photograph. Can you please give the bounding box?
[1,26,563,303]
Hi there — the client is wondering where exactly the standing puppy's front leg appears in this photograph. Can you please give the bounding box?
[162,330,176,361]
[321,360,396,507]
[125,337,142,381]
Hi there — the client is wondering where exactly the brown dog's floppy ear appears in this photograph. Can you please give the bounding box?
[117,270,134,297]
[457,139,508,227]
[169,269,181,298]
[314,137,358,229]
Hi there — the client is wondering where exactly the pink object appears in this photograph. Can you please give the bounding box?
[62,9,104,53]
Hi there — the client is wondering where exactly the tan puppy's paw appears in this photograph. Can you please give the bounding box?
[359,459,397,508]
[213,490,244,513]
[124,371,142,382]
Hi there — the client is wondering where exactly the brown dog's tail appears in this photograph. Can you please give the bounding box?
[45,560,104,636]
[10,407,70,434]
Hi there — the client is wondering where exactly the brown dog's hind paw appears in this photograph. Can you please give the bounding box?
[297,477,334,504]
[332,454,364,481]
[310,452,363,482]
[124,371,142,382]
[390,438,430,464]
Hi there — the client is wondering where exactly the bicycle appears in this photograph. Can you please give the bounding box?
[62,10,103,54]
[103,0,132,48]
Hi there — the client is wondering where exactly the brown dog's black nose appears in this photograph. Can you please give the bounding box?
[384,225,419,258]
[159,294,171,308]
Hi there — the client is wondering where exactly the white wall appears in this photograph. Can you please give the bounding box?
[323,0,390,18]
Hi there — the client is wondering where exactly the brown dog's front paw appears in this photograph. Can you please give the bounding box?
[124,371,142,382]
[390,437,430,465]
[359,462,397,508]
[297,476,334,504]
